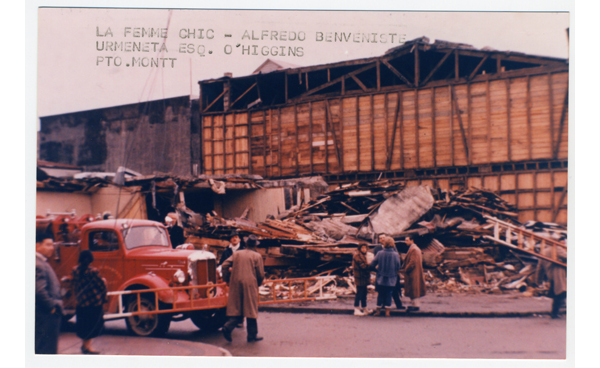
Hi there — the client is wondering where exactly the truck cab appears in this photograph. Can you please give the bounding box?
[38,215,228,337]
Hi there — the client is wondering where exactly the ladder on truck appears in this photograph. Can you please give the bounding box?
[259,276,338,304]
[483,215,566,268]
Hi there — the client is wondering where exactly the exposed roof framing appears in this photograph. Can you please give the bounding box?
[199,37,567,114]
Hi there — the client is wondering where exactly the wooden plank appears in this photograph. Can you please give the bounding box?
[486,80,492,163]
[339,97,345,172]
[278,107,282,176]
[527,75,532,160]
[350,74,368,92]
[400,91,405,169]
[376,60,381,90]
[309,101,313,174]
[203,89,226,112]
[232,114,237,172]
[467,83,472,165]
[548,73,555,156]
[262,111,267,177]
[211,115,216,174]
[450,85,454,166]
[451,86,470,164]
[371,94,375,171]
[356,96,360,171]
[230,82,257,109]
[415,89,420,167]
[553,88,569,159]
[506,79,512,162]
[468,55,489,80]
[432,88,437,167]
[295,104,299,176]
[325,99,342,171]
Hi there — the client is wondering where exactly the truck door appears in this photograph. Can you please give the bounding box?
[87,229,124,294]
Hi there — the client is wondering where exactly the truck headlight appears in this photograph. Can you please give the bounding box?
[173,269,186,284]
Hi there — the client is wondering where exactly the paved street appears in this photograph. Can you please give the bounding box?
[90,311,566,359]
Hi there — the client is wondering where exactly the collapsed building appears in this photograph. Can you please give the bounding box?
[37,36,569,296]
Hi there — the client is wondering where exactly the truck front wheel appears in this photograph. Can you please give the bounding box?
[190,308,227,332]
[125,295,171,337]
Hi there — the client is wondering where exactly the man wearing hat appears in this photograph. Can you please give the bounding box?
[218,230,245,267]
[221,235,265,342]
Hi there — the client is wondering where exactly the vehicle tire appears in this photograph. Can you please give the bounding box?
[125,295,171,337]
[190,308,227,332]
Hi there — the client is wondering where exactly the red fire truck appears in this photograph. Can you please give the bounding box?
[36,214,228,337]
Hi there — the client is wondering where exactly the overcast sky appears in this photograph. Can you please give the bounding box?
[36,9,569,117]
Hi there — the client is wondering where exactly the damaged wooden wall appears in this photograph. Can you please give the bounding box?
[201,71,568,223]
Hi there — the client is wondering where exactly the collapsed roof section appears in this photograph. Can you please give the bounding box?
[199,37,568,113]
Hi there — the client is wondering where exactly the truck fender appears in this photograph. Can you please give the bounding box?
[108,274,174,313]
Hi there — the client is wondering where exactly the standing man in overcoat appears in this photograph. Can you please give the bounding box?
[535,244,567,319]
[402,236,426,312]
[35,233,63,354]
[221,234,265,342]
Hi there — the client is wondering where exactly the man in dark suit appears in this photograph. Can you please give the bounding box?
[35,233,63,354]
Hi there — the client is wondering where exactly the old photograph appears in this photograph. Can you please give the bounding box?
[28,3,572,365]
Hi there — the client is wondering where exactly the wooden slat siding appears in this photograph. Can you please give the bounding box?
[338,97,345,172]
[548,73,555,159]
[553,73,569,159]
[296,103,312,175]
[370,94,375,171]
[505,79,512,162]
[309,101,314,174]
[418,89,434,168]
[529,74,552,159]
[294,104,299,176]
[232,113,237,173]
[356,96,360,171]
[489,79,509,162]
[451,85,469,166]
[226,114,235,173]
[326,99,342,172]
[372,94,386,171]
[277,107,282,176]
[358,95,373,172]
[324,100,329,174]
[215,115,224,174]
[246,112,252,174]
[526,75,532,160]
[434,86,451,167]
[470,82,488,164]
[342,97,357,171]
[432,88,437,167]
[384,93,390,164]
[386,92,401,170]
[403,90,417,169]
[449,85,454,166]
[506,78,526,162]
[415,89,420,167]
[262,111,267,177]
[467,83,472,165]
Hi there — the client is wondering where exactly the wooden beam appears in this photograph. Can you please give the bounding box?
[298,63,376,99]
[450,85,454,166]
[415,46,420,88]
[552,183,568,223]
[451,86,470,164]
[455,50,460,81]
[527,75,532,161]
[553,88,569,159]
[467,83,472,165]
[468,55,490,80]
[230,82,257,109]
[386,91,401,169]
[422,51,452,85]
[203,89,226,112]
[323,101,328,174]
[232,114,237,173]
[384,93,389,165]
[381,58,414,87]
[211,115,215,174]
[350,74,368,92]
[376,60,381,90]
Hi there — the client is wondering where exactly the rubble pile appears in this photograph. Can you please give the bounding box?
[174,181,565,296]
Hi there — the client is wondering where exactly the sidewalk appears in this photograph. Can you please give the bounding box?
[57,332,231,356]
[259,292,560,317]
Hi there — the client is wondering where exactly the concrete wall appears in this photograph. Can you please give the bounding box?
[38,96,193,176]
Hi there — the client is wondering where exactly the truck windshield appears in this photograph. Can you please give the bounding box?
[122,226,170,249]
